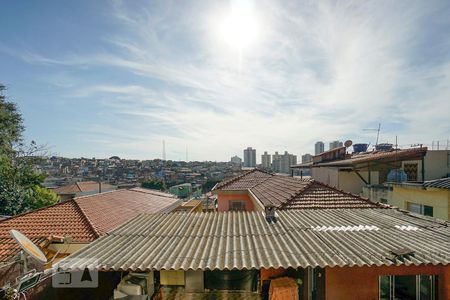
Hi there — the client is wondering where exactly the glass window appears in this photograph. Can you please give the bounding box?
[394,275,416,300]
[423,206,433,217]
[379,276,391,300]
[407,202,422,214]
[379,275,435,300]
[229,201,246,211]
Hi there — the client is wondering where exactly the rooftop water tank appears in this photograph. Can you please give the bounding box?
[353,143,369,153]
[376,143,393,151]
[387,169,407,183]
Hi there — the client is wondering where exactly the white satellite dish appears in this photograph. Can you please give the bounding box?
[10,229,48,264]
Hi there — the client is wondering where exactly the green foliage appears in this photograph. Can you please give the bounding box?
[0,84,59,216]
[141,179,166,191]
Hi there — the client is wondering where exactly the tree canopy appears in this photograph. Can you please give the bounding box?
[0,84,59,216]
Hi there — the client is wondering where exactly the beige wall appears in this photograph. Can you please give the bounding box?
[390,185,450,220]
[402,150,450,181]
[311,168,339,187]
[338,171,379,195]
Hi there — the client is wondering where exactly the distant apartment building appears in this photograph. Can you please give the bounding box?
[261,152,271,169]
[315,141,324,155]
[329,140,343,150]
[230,155,242,166]
[272,151,297,174]
[243,147,256,168]
[301,153,313,164]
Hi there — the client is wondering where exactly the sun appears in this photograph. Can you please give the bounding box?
[217,0,260,52]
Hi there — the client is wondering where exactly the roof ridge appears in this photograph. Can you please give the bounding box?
[74,188,120,200]
[72,199,101,239]
[310,180,388,208]
[131,187,174,198]
[75,181,82,192]
[213,168,272,190]
[277,179,315,209]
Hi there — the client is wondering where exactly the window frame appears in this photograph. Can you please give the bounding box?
[379,275,436,300]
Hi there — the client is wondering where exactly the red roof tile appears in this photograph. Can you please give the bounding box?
[0,188,180,262]
[75,188,180,235]
[214,169,383,209]
[53,181,115,194]
[213,169,272,191]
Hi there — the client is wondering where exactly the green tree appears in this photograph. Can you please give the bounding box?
[0,84,59,216]
[141,179,166,191]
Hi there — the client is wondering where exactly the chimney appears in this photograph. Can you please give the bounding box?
[265,206,277,223]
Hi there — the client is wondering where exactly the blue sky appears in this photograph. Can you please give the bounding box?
[1,0,449,161]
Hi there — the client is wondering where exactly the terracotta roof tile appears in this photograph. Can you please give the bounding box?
[75,188,180,235]
[215,169,382,209]
[0,188,180,262]
[0,201,97,262]
[53,181,115,194]
[213,169,272,191]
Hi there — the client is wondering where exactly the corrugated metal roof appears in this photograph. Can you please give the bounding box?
[59,209,450,272]
[423,177,450,189]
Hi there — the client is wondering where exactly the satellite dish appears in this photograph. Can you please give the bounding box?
[344,140,353,148]
[10,229,48,264]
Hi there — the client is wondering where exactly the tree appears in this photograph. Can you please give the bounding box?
[0,84,59,216]
[141,179,166,191]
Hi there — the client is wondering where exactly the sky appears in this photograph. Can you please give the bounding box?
[1,0,449,162]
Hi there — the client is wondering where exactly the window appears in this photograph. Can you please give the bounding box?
[379,275,436,300]
[229,201,246,211]
[407,203,433,217]
[403,163,418,181]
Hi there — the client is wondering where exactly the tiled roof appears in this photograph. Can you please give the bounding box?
[213,169,272,191]
[313,147,428,167]
[76,188,181,235]
[214,169,381,209]
[0,201,98,263]
[0,188,181,262]
[59,209,450,271]
[423,177,450,190]
[53,181,115,194]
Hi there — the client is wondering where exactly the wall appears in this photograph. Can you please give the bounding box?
[338,170,379,195]
[424,150,450,180]
[325,264,450,300]
[311,168,339,187]
[391,185,450,220]
[216,192,255,212]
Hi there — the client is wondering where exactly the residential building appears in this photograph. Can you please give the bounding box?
[243,147,256,168]
[0,188,181,288]
[329,140,343,150]
[61,207,450,299]
[230,155,242,166]
[364,177,450,220]
[279,151,297,174]
[168,183,202,199]
[212,169,383,212]
[314,141,324,155]
[261,151,271,170]
[301,153,313,164]
[52,180,116,201]
[272,151,280,172]
[293,147,449,195]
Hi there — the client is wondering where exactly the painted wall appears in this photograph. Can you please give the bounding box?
[402,150,450,182]
[338,170,379,195]
[216,192,255,212]
[325,264,450,300]
[390,185,450,220]
[311,168,339,187]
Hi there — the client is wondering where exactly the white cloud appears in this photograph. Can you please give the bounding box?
[4,0,450,160]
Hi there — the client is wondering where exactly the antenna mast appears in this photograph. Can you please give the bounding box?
[363,123,381,146]
[162,140,166,161]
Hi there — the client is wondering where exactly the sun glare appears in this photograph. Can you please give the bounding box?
[217,0,260,52]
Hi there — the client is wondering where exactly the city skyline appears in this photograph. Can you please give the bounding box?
[1,0,449,161]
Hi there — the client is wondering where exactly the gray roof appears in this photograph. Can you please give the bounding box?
[59,209,450,272]
[423,177,450,189]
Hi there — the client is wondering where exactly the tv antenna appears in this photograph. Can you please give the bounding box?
[363,123,381,146]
